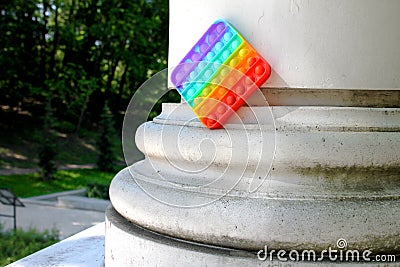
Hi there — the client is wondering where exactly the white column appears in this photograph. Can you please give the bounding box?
[105,1,400,266]
[168,0,400,90]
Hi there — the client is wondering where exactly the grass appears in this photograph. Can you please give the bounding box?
[0,168,120,198]
[0,225,59,266]
[0,108,123,264]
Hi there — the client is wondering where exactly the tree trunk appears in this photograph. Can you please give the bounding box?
[40,0,48,83]
[75,93,89,135]
[49,1,59,79]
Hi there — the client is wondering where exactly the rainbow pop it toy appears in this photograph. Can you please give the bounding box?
[171,19,271,129]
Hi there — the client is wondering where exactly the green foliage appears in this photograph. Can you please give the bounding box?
[0,0,43,111]
[51,120,76,133]
[148,89,181,121]
[96,102,117,172]
[0,169,116,198]
[0,0,169,127]
[38,101,58,181]
[0,225,59,266]
[86,182,109,200]
[45,63,98,133]
[38,141,57,181]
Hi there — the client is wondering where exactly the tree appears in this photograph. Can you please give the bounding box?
[38,100,58,181]
[96,102,116,172]
[0,0,43,112]
[1,0,169,132]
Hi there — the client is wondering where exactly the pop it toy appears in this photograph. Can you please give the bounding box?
[171,19,271,129]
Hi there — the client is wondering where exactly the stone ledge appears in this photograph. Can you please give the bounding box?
[8,223,105,267]
[261,88,400,108]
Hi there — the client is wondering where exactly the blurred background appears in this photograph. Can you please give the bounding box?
[0,0,179,265]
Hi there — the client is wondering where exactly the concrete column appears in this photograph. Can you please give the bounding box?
[105,0,400,265]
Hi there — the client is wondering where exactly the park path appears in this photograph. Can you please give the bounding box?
[0,200,105,239]
[1,163,110,242]
[0,163,96,176]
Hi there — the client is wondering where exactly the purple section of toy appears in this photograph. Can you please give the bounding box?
[171,21,228,90]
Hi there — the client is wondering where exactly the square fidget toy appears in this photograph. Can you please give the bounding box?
[171,19,271,129]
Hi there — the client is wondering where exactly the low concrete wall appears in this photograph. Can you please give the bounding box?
[23,189,110,212]
[58,196,110,212]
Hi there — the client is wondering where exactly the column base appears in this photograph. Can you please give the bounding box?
[105,206,398,266]
[106,104,400,266]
